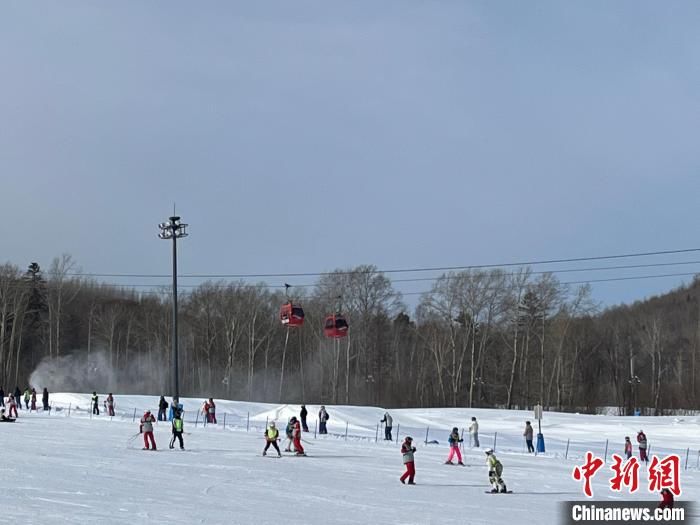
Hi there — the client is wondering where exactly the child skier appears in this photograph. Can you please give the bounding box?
[485,448,507,493]
[169,410,184,450]
[445,427,464,465]
[624,436,633,459]
[284,418,295,452]
[263,421,282,457]
[30,388,37,411]
[637,430,648,463]
[292,416,305,456]
[7,395,18,418]
[106,394,115,417]
[400,436,416,485]
[140,410,157,450]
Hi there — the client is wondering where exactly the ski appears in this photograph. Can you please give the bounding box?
[484,491,513,494]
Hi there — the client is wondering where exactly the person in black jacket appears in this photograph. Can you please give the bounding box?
[0,387,4,408]
[158,396,169,421]
[14,387,21,410]
[300,405,309,432]
[91,392,100,415]
[42,388,49,411]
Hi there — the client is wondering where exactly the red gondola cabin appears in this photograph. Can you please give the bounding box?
[280,302,305,327]
[324,314,349,338]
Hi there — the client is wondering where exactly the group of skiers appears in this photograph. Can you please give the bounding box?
[261,405,334,456]
[1,386,50,415]
[625,430,649,462]
[138,398,187,451]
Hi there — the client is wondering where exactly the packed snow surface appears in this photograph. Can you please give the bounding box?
[2,393,698,524]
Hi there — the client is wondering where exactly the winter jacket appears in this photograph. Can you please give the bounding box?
[140,414,155,433]
[23,390,30,402]
[159,397,168,410]
[448,431,462,446]
[208,402,216,414]
[293,420,302,438]
[401,442,416,464]
[92,394,99,406]
[469,421,479,434]
[524,424,534,440]
[42,389,49,404]
[624,441,633,455]
[487,454,503,475]
[266,427,279,441]
[659,490,674,509]
[637,433,648,449]
[172,417,184,433]
[319,409,329,422]
[285,422,294,439]
[300,407,308,420]
[106,395,114,408]
[381,413,393,427]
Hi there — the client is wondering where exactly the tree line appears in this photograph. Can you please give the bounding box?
[0,254,698,414]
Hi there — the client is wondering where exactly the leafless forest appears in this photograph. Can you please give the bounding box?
[1,255,698,414]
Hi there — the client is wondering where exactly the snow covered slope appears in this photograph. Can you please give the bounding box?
[2,394,698,525]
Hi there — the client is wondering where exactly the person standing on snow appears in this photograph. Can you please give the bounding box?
[0,387,5,408]
[380,412,393,441]
[445,427,464,465]
[284,418,295,452]
[14,387,22,410]
[207,398,217,424]
[201,400,210,425]
[30,388,37,411]
[400,436,417,485]
[42,388,49,411]
[300,405,309,432]
[318,406,329,434]
[485,448,507,493]
[523,421,534,453]
[169,410,185,450]
[292,416,305,456]
[263,421,282,457]
[92,392,100,415]
[23,388,30,410]
[624,437,633,459]
[158,396,168,421]
[140,410,157,450]
[637,430,648,463]
[7,396,18,418]
[106,394,115,417]
[469,417,479,448]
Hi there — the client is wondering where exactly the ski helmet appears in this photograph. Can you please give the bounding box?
[484,448,493,455]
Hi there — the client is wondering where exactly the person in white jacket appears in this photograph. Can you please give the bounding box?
[469,417,479,448]
[380,412,393,441]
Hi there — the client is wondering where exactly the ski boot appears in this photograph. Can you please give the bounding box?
[500,484,508,493]
[444,461,454,465]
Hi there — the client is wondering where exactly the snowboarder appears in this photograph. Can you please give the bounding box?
[207,398,217,424]
[106,393,115,417]
[485,448,507,493]
[624,436,633,459]
[400,436,416,485]
[30,388,37,411]
[0,408,15,422]
[381,412,393,441]
[524,421,534,453]
[92,392,100,415]
[140,410,157,450]
[300,405,309,432]
[469,417,479,448]
[658,488,674,510]
[169,410,184,450]
[637,430,648,463]
[7,395,18,418]
[263,421,281,457]
[445,427,464,465]
[318,406,329,434]
[23,388,30,410]
[0,387,5,408]
[42,388,49,411]
[284,418,295,452]
[158,396,168,421]
[292,417,305,456]
[14,387,21,410]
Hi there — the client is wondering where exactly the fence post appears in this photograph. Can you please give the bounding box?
[195,411,199,428]
[696,450,699,469]
[90,405,93,419]
[375,423,379,443]
[493,432,498,452]
[685,448,690,471]
[266,416,269,431]
[424,427,430,445]
[132,408,136,422]
[314,420,317,439]
[345,421,349,441]
[68,403,72,417]
[246,412,250,432]
[565,439,570,460]
[396,424,400,444]
[603,439,609,463]
[223,413,227,429]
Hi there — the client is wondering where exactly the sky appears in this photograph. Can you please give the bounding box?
[1,0,699,311]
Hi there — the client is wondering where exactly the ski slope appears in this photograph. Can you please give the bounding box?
[2,394,698,525]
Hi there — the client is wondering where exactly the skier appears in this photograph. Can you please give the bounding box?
[300,405,309,432]
[42,388,49,411]
[485,448,507,493]
[400,436,417,485]
[523,421,534,453]
[30,388,37,411]
[158,396,168,421]
[658,488,674,510]
[262,421,282,457]
[106,393,115,417]
[637,430,648,463]
[292,417,305,456]
[23,388,30,410]
[169,409,185,450]
[14,387,21,410]
[140,410,157,450]
[0,386,4,408]
[91,392,100,415]
[201,400,210,425]
[624,436,633,459]
[445,427,464,465]
[207,398,217,424]
[318,406,329,434]
[284,417,295,452]
[0,408,16,422]
[469,417,479,448]
[7,395,18,418]
[380,412,393,441]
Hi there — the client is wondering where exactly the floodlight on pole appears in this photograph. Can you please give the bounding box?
[158,216,188,402]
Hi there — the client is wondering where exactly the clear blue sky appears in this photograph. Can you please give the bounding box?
[1,1,699,309]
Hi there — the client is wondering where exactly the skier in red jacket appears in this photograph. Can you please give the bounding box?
[400,436,417,485]
[292,416,305,456]
[140,410,157,450]
[658,488,674,509]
